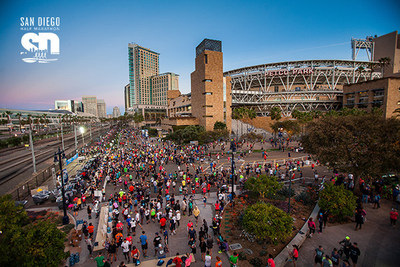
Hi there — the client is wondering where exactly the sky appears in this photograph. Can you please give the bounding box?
[0,0,399,114]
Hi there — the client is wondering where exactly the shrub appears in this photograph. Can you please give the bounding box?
[238,251,247,260]
[278,186,295,198]
[242,202,293,244]
[319,183,357,222]
[249,257,263,266]
[244,175,282,199]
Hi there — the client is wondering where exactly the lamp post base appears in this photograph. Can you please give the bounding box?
[62,215,70,225]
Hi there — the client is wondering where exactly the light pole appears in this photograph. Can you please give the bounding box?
[287,167,296,214]
[29,129,36,173]
[230,139,236,206]
[54,147,69,225]
[80,126,85,148]
[60,123,65,151]
[74,125,78,152]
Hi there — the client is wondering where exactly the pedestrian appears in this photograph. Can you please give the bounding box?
[88,222,94,238]
[215,256,222,267]
[108,240,117,264]
[354,208,365,231]
[86,237,93,258]
[204,251,212,267]
[173,252,183,267]
[267,254,275,267]
[121,239,130,263]
[229,252,239,267]
[193,206,200,226]
[199,238,207,261]
[119,261,127,267]
[322,255,333,267]
[139,231,148,257]
[390,208,398,226]
[308,217,316,238]
[87,205,92,219]
[153,232,162,257]
[188,237,196,254]
[318,213,323,233]
[131,246,141,265]
[94,252,105,267]
[314,245,324,267]
[330,248,340,266]
[349,242,360,267]
[373,194,381,209]
[289,244,299,266]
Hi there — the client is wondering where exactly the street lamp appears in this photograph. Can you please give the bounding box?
[80,126,85,147]
[54,148,69,225]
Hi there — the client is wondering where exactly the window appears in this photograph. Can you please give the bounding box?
[203,92,213,95]
[203,79,212,82]
[274,86,279,92]
[203,115,213,118]
[205,54,208,64]
[203,105,213,108]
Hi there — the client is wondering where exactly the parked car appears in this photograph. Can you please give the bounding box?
[15,200,28,207]
[32,191,51,205]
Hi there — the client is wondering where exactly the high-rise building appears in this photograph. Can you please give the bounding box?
[151,72,180,106]
[113,106,121,118]
[97,99,106,118]
[373,31,400,77]
[82,96,98,117]
[191,39,232,131]
[124,84,131,110]
[55,100,75,112]
[128,43,159,106]
[74,101,84,113]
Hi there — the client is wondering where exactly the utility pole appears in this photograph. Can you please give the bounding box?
[29,130,36,173]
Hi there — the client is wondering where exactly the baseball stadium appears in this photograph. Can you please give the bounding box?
[224,35,389,117]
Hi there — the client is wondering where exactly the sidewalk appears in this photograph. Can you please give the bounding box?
[285,199,400,267]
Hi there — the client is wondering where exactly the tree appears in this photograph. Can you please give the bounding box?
[244,175,282,199]
[0,195,67,266]
[16,112,22,132]
[214,121,227,130]
[270,120,300,139]
[319,183,357,222]
[302,114,400,193]
[270,107,281,121]
[242,202,293,244]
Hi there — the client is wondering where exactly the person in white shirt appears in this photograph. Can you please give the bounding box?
[121,239,131,263]
[205,251,212,267]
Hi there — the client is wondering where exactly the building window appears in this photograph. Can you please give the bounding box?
[204,54,208,64]
[203,115,213,118]
[274,86,279,92]
[203,92,213,95]
[203,79,212,82]
[203,105,213,107]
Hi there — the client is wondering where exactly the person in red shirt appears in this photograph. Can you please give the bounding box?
[172,253,183,267]
[267,254,275,267]
[160,216,167,231]
[88,223,94,238]
[390,208,398,226]
[289,245,299,266]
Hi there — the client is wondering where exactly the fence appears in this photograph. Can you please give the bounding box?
[8,150,78,201]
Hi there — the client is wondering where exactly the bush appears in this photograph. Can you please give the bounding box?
[242,202,293,244]
[244,175,282,199]
[278,186,295,198]
[249,257,263,266]
[319,183,357,222]
[61,223,75,234]
[295,191,315,206]
[238,251,247,260]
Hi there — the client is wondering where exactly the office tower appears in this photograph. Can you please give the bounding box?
[97,99,106,118]
[82,96,98,117]
[113,106,121,118]
[55,100,75,112]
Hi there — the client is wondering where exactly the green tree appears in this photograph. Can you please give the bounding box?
[214,121,227,130]
[270,107,282,121]
[319,183,357,222]
[244,175,282,199]
[0,195,67,266]
[242,202,293,244]
[302,114,400,193]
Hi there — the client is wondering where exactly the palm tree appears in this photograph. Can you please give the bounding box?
[16,112,22,132]
[378,57,391,77]
[5,111,13,134]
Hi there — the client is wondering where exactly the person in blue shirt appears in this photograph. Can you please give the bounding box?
[139,231,148,257]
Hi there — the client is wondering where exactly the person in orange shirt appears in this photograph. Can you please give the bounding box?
[88,222,94,238]
[115,232,123,246]
[215,256,222,267]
